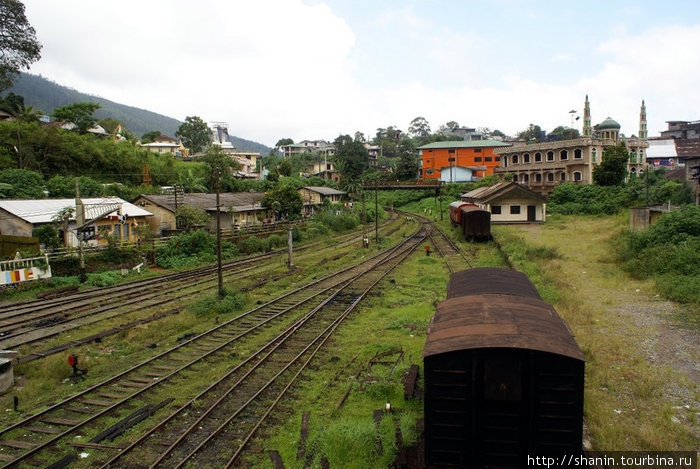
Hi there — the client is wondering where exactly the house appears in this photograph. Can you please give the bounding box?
[281,140,335,159]
[494,97,648,196]
[417,140,511,183]
[298,186,346,215]
[0,197,153,247]
[132,192,270,235]
[139,134,188,157]
[305,160,340,183]
[461,182,547,223]
[684,156,700,205]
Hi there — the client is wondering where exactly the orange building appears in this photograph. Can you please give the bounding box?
[418,140,511,182]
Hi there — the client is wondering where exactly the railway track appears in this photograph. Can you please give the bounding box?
[0,227,424,468]
[0,217,402,360]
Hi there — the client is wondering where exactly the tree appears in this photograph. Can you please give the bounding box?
[0,168,44,198]
[202,145,241,192]
[0,0,41,92]
[53,102,101,133]
[548,126,580,141]
[274,138,293,152]
[408,116,431,139]
[333,134,368,191]
[516,124,544,142]
[593,142,629,186]
[176,116,210,154]
[47,175,102,198]
[141,130,161,144]
[33,224,61,249]
[261,183,303,221]
[395,137,419,180]
[175,205,212,230]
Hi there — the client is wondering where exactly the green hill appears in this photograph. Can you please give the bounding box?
[7,73,272,155]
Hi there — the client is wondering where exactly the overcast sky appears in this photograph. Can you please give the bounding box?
[21,0,700,147]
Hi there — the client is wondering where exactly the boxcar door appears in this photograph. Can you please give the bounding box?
[475,351,527,468]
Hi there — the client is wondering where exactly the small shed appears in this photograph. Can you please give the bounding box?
[462,181,547,223]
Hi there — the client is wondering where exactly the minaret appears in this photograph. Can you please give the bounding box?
[639,100,647,139]
[583,94,592,137]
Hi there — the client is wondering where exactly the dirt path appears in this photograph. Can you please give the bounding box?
[512,217,699,448]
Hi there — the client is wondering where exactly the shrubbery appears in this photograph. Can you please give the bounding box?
[156,229,238,268]
[619,205,700,305]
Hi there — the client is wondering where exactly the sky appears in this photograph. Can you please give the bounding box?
[21,0,700,147]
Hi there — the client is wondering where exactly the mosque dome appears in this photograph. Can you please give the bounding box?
[596,117,621,130]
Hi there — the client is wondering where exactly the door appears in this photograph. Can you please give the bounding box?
[527,205,537,222]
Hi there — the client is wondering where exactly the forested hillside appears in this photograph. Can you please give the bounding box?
[7,74,272,154]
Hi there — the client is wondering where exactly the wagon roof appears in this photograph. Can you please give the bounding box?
[446,268,540,299]
[424,293,584,361]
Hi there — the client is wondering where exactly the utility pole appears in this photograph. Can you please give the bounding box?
[287,223,294,269]
[215,172,224,299]
[374,180,379,243]
[75,179,87,283]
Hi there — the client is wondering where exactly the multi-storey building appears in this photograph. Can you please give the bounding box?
[417,140,511,182]
[494,96,648,195]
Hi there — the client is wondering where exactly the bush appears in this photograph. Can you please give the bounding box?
[619,205,700,305]
[156,229,237,268]
[190,291,245,317]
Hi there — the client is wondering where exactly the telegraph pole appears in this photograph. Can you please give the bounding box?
[215,172,224,299]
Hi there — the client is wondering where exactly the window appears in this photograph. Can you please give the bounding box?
[560,172,566,181]
[485,156,492,162]
[574,148,582,159]
[574,171,582,181]
[513,174,518,182]
[448,149,455,154]
[495,156,500,162]
[547,172,554,182]
[535,152,542,162]
[510,205,521,215]
[522,173,529,183]
[523,153,530,163]
[491,205,502,214]
[535,173,542,182]
[425,168,434,175]
[547,151,554,161]
[560,150,568,160]
[592,148,597,163]
[474,148,482,153]
[474,157,482,162]
[512,154,519,164]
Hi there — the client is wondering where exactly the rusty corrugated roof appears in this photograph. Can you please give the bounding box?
[446,267,541,299]
[425,268,584,361]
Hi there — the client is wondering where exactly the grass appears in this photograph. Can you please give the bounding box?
[502,214,698,451]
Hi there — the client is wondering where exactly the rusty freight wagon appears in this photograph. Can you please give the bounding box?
[423,268,585,468]
[459,205,491,241]
[448,201,474,226]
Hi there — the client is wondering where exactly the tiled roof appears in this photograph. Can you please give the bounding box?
[301,186,346,196]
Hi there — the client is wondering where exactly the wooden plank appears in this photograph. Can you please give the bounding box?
[63,406,93,414]
[152,365,177,371]
[117,381,144,388]
[79,399,114,407]
[268,450,285,469]
[296,411,310,461]
[0,440,35,449]
[0,453,16,461]
[125,377,152,384]
[23,425,61,434]
[67,441,123,450]
[97,393,126,400]
[40,417,81,426]
[142,372,163,378]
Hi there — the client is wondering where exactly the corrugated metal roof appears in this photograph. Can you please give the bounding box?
[424,294,584,360]
[424,268,584,361]
[446,268,541,299]
[647,139,678,158]
[136,192,266,213]
[0,197,152,224]
[301,186,346,196]
[417,140,511,150]
[462,182,545,203]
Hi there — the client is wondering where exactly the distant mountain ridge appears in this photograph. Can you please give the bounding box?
[7,73,272,155]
